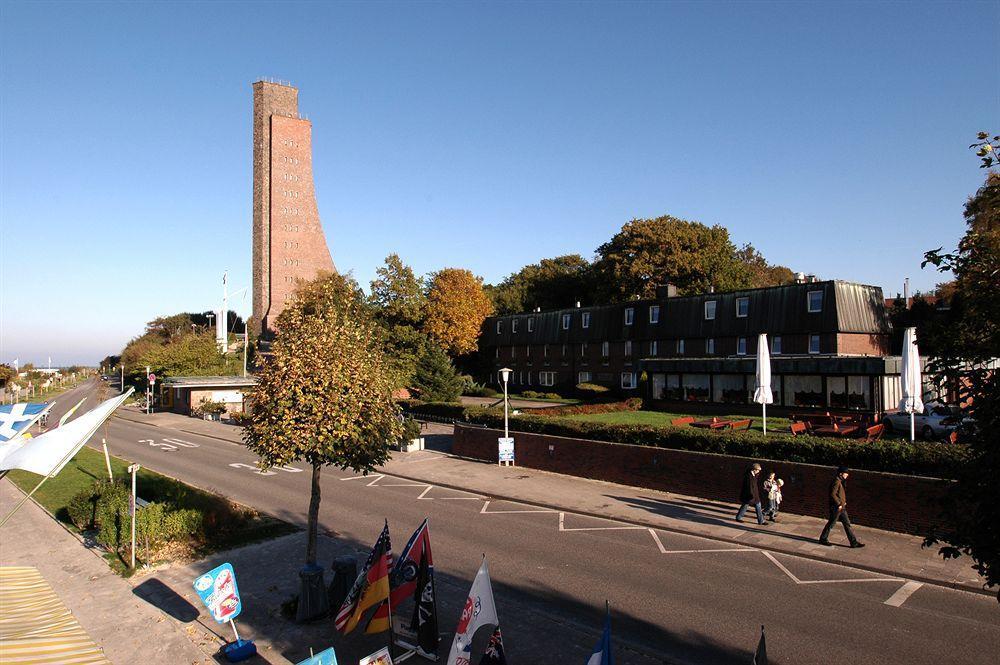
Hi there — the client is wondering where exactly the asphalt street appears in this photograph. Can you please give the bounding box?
[52,380,1000,663]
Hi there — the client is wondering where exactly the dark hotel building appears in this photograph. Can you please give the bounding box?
[480,279,917,416]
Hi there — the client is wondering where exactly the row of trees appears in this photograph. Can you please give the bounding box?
[486,215,795,315]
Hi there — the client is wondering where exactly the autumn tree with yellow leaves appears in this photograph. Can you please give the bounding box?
[422,268,493,357]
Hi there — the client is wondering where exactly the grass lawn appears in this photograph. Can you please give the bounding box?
[560,409,793,433]
[6,445,296,574]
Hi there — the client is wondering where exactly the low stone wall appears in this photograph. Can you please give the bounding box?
[453,424,951,535]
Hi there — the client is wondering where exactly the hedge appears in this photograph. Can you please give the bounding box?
[401,402,968,478]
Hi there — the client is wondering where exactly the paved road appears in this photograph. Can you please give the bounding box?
[58,380,1000,663]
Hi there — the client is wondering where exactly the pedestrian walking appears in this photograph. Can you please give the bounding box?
[736,463,766,525]
[763,472,783,522]
[819,466,865,548]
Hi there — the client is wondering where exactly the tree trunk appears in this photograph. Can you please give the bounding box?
[306,461,321,566]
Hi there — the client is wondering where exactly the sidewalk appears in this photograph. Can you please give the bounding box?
[116,411,989,596]
[0,480,214,665]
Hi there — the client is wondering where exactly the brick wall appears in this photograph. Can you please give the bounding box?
[453,424,950,535]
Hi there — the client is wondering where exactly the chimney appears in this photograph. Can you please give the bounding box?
[655,283,679,299]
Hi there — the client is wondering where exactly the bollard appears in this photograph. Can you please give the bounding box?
[328,555,357,612]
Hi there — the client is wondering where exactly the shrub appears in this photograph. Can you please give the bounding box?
[400,416,422,441]
[462,381,498,398]
[413,345,464,402]
[543,392,562,400]
[576,382,610,396]
[459,411,969,478]
[531,399,642,417]
[196,398,228,416]
[67,485,103,530]
[95,481,131,553]
[228,410,249,425]
[521,390,542,399]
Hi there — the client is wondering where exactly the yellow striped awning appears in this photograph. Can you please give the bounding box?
[0,566,110,664]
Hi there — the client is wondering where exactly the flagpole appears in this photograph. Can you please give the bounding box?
[386,520,395,659]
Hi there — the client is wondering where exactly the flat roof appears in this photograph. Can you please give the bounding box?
[161,375,256,388]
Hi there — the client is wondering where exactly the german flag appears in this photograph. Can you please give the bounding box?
[365,518,433,634]
[335,521,392,634]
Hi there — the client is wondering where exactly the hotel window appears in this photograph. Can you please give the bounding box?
[581,343,588,357]
[543,344,548,358]
[809,334,821,354]
[578,371,592,384]
[495,348,499,358]
[650,340,658,356]
[527,317,534,333]
[562,313,571,329]
[527,371,532,386]
[621,372,637,389]
[496,320,503,334]
[736,297,749,318]
[512,319,518,333]
[625,341,632,358]
[561,344,567,357]
[705,300,717,320]
[540,371,556,387]
[737,337,747,356]
[525,345,531,357]
[582,312,591,328]
[676,339,685,355]
[807,290,823,313]
[511,346,517,358]
[706,338,715,355]
[649,305,660,323]
[625,307,635,326]
[601,341,610,357]
[772,336,782,355]
[518,371,523,384]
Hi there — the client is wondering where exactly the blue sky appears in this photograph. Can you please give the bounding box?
[1,1,996,365]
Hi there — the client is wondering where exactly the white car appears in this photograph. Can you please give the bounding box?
[883,402,964,441]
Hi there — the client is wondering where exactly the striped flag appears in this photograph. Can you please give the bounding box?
[366,518,433,634]
[335,521,392,634]
[0,403,51,442]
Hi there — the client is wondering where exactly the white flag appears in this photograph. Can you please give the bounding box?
[447,557,500,665]
[0,389,132,476]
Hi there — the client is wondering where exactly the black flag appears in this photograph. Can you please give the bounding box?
[753,625,767,665]
[479,626,507,665]
[409,550,439,654]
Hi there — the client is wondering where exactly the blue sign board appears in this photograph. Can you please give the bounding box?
[296,648,339,665]
[193,562,243,623]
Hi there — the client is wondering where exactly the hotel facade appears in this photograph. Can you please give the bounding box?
[479,280,920,416]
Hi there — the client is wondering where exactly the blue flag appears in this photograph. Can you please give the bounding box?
[0,403,50,442]
[586,605,613,665]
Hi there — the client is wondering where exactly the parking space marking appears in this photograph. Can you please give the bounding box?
[648,528,758,554]
[559,512,646,532]
[884,581,923,607]
[762,551,802,583]
[480,500,557,515]
[762,550,902,585]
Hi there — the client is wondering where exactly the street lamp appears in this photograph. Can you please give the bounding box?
[500,367,512,440]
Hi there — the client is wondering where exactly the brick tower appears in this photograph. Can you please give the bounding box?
[252,80,336,340]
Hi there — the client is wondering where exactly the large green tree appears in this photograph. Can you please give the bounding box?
[243,272,404,567]
[594,215,750,300]
[734,243,795,289]
[487,254,595,315]
[412,344,464,402]
[369,254,430,388]
[922,135,1000,601]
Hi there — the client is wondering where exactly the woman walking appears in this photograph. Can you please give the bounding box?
[763,472,783,522]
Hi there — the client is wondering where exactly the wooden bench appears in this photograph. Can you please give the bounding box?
[728,419,752,431]
[671,416,695,426]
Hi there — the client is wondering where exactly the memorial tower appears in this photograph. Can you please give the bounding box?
[251,80,336,340]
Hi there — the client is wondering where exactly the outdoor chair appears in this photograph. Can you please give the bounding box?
[863,424,884,442]
[728,419,752,431]
[671,416,695,426]
[789,421,808,436]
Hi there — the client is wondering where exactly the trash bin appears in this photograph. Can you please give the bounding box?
[295,563,329,623]
[328,555,357,612]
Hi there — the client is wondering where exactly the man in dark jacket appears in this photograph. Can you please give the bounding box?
[735,463,766,525]
[819,466,865,548]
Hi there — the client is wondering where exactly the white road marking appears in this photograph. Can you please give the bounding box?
[162,437,199,448]
[480,500,556,515]
[228,462,276,476]
[416,485,434,500]
[762,551,802,583]
[884,581,923,607]
[648,528,757,554]
[762,550,902,585]
[141,438,178,451]
[558,512,646,532]
[275,465,303,473]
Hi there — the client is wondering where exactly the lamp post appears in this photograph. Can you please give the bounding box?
[500,367,511,440]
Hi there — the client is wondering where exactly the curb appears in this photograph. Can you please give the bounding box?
[380,463,992,598]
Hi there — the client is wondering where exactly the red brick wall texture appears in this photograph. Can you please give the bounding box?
[453,425,951,536]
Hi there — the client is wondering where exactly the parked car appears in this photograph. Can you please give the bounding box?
[883,401,965,441]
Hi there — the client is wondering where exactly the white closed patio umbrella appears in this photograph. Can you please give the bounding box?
[899,327,924,442]
[753,333,773,435]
